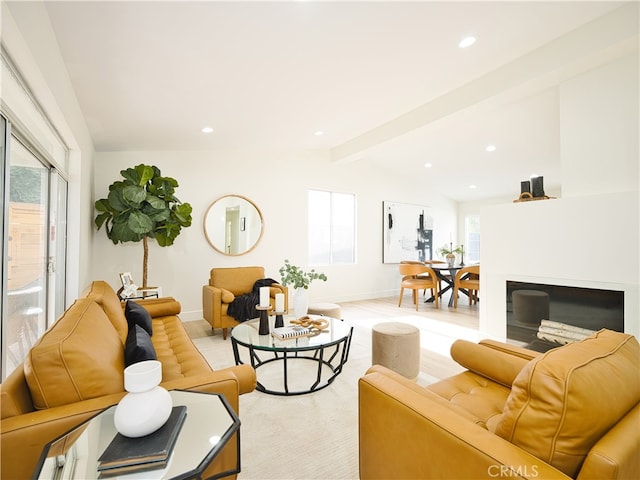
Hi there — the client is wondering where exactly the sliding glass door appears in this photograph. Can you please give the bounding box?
[1,117,68,379]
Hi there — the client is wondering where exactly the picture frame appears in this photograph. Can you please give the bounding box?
[383,201,433,264]
[119,272,134,288]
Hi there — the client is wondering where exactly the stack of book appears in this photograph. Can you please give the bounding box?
[271,325,312,340]
[97,405,187,477]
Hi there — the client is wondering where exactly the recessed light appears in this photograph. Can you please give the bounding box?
[485,145,496,152]
[469,185,477,189]
[424,162,433,168]
[459,36,476,49]
[201,127,214,134]
[314,130,324,136]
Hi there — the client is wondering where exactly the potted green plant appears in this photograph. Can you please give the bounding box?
[279,260,327,317]
[94,164,193,289]
[437,244,463,267]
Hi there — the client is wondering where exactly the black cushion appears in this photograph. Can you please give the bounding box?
[125,300,152,335]
[124,324,157,367]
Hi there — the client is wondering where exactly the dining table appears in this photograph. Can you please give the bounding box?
[425,263,477,307]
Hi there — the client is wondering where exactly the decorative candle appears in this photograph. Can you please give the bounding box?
[275,293,285,312]
[259,286,270,307]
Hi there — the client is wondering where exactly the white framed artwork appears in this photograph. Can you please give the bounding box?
[383,201,433,264]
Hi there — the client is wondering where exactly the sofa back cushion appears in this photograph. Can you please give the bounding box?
[24,298,125,409]
[494,329,640,477]
[209,266,265,296]
[83,280,128,343]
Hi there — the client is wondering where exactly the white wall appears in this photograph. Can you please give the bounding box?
[481,54,640,340]
[92,151,458,320]
[560,55,639,198]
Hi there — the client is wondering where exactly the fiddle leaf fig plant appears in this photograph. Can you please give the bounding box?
[94,164,193,288]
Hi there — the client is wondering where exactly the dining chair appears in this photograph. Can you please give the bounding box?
[400,260,431,296]
[453,265,480,308]
[398,263,439,310]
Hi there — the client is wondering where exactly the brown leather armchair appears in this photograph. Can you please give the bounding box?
[202,266,288,339]
[359,329,639,479]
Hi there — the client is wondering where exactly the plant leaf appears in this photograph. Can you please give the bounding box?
[122,185,146,206]
[95,212,111,229]
[127,211,154,234]
[135,164,155,186]
[107,189,128,212]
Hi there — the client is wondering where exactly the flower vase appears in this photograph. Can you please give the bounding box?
[114,360,172,438]
[293,288,309,318]
[446,253,456,268]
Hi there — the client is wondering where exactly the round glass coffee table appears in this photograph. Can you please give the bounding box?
[230,316,353,396]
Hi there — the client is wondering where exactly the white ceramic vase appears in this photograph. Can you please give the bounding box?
[293,288,309,318]
[114,360,172,438]
[446,254,456,268]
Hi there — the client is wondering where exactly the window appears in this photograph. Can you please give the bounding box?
[308,190,355,265]
[464,214,480,263]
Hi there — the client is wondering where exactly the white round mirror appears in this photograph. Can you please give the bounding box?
[204,195,264,256]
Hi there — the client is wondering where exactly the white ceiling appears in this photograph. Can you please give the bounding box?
[14,1,639,201]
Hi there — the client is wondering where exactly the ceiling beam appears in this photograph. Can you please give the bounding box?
[330,3,639,164]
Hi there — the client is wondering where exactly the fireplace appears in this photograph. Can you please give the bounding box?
[506,281,624,352]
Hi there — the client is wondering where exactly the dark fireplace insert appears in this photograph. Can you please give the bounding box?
[506,281,624,352]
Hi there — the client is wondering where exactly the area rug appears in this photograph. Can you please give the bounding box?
[191,315,470,480]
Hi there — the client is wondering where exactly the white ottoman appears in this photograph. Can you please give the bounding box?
[308,302,342,319]
[372,322,420,380]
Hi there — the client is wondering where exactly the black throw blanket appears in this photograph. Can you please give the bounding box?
[227,278,279,322]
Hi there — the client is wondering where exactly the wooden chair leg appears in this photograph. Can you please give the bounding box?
[434,284,439,308]
[453,285,459,308]
[398,287,404,307]
[414,289,419,311]
[222,327,228,340]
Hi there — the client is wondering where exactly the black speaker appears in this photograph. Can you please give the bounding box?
[520,180,531,194]
[531,176,545,197]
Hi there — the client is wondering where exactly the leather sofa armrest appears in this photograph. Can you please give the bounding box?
[202,285,222,326]
[478,339,540,361]
[450,339,536,387]
[359,370,570,480]
[131,297,181,317]
[160,365,256,400]
[1,392,126,480]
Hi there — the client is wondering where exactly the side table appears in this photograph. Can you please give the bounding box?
[33,390,240,480]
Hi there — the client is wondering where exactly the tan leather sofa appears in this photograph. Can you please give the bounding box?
[359,329,639,479]
[1,280,256,480]
[203,266,288,339]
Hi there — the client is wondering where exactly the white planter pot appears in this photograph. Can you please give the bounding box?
[293,288,309,318]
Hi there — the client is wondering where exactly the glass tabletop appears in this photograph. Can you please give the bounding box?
[35,390,239,480]
[231,315,352,351]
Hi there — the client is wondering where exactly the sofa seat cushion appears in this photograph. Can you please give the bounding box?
[494,329,640,478]
[24,298,125,409]
[151,316,212,381]
[427,371,511,431]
